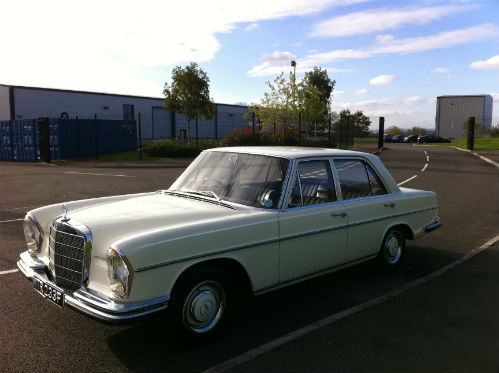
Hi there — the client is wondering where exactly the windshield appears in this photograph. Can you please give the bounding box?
[170,151,290,209]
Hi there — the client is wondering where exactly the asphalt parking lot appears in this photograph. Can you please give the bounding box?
[1,143,498,372]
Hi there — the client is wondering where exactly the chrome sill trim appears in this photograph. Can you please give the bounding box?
[135,206,438,272]
[254,253,378,294]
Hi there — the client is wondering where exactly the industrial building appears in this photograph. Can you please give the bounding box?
[435,95,493,139]
[0,84,250,140]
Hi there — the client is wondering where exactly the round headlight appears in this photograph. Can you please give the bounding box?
[23,215,43,254]
[106,246,132,298]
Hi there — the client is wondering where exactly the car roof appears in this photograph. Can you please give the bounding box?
[206,146,372,159]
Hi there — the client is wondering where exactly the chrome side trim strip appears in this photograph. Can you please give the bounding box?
[135,237,282,272]
[348,206,439,228]
[135,206,439,272]
[253,253,378,294]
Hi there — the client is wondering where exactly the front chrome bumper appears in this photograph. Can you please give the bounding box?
[17,251,169,322]
[424,216,441,233]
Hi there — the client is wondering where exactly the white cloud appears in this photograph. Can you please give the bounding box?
[334,90,345,97]
[370,75,398,85]
[491,93,499,101]
[0,0,353,93]
[404,96,433,106]
[309,5,472,37]
[293,42,303,47]
[298,24,498,68]
[247,50,354,76]
[355,88,368,94]
[440,75,454,80]
[307,49,319,54]
[433,67,450,73]
[470,55,499,70]
[245,23,261,31]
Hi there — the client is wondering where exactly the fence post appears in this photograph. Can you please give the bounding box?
[138,112,142,160]
[195,116,199,150]
[94,114,98,159]
[298,111,302,146]
[37,117,51,163]
[467,116,475,150]
[328,113,331,148]
[214,104,218,140]
[378,117,385,150]
[252,112,255,145]
[339,114,343,149]
[76,116,80,158]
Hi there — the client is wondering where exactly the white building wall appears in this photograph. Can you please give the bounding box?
[0,86,10,121]
[12,87,164,138]
[436,95,492,139]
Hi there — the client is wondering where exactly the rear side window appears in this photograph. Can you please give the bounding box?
[288,160,337,207]
[334,159,387,200]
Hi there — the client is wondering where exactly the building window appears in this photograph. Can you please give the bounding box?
[123,104,135,120]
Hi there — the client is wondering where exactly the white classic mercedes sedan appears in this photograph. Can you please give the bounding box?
[18,147,440,337]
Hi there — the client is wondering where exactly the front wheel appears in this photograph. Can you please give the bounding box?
[170,269,230,339]
[377,228,405,270]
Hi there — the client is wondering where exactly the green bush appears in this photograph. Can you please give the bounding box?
[143,139,223,158]
[489,126,499,138]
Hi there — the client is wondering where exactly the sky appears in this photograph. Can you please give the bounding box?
[1,0,498,130]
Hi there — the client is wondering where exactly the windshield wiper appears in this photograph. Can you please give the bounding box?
[168,189,220,200]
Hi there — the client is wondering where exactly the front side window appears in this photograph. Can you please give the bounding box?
[288,160,337,208]
[334,159,388,200]
[170,151,289,209]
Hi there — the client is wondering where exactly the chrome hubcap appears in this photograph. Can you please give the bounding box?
[385,233,402,264]
[183,280,225,334]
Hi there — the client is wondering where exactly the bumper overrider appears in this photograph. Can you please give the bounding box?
[424,216,441,233]
[17,251,169,322]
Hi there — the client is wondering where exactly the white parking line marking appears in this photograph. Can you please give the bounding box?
[426,155,430,162]
[397,175,417,186]
[421,163,428,172]
[0,269,19,275]
[0,218,24,223]
[451,147,499,169]
[0,206,37,212]
[64,171,135,178]
[201,235,499,373]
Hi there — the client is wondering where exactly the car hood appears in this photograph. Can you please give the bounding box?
[66,193,243,257]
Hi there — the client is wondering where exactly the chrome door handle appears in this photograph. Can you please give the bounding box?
[384,202,395,208]
[331,212,347,218]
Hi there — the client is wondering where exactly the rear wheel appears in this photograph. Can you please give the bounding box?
[377,228,405,270]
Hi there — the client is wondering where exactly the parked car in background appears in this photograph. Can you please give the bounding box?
[18,147,441,339]
[391,135,405,143]
[417,135,451,143]
[383,134,393,143]
[404,135,418,143]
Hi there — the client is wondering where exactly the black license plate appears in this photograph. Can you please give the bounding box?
[33,275,64,308]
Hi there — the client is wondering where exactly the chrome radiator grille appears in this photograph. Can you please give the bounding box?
[49,221,86,291]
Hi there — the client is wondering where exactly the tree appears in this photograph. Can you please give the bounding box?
[385,126,404,135]
[332,109,371,137]
[406,126,427,136]
[248,72,301,133]
[301,67,336,133]
[163,62,215,143]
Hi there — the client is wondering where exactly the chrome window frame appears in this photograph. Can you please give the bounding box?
[331,156,390,202]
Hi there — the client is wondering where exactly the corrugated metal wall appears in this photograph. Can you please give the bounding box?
[436,95,493,138]
[0,118,136,161]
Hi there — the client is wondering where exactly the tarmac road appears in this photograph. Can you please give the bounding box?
[0,143,497,373]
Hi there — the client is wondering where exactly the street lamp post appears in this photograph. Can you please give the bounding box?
[291,60,296,77]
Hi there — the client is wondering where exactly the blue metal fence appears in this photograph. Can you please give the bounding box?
[0,118,136,161]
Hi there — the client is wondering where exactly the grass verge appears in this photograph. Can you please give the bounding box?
[433,138,499,151]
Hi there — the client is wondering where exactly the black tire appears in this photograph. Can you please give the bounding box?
[377,228,405,270]
[169,268,231,340]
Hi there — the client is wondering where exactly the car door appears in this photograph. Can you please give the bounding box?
[279,159,348,283]
[333,158,395,262]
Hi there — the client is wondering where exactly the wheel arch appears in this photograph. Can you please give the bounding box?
[170,257,254,300]
[382,222,414,242]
